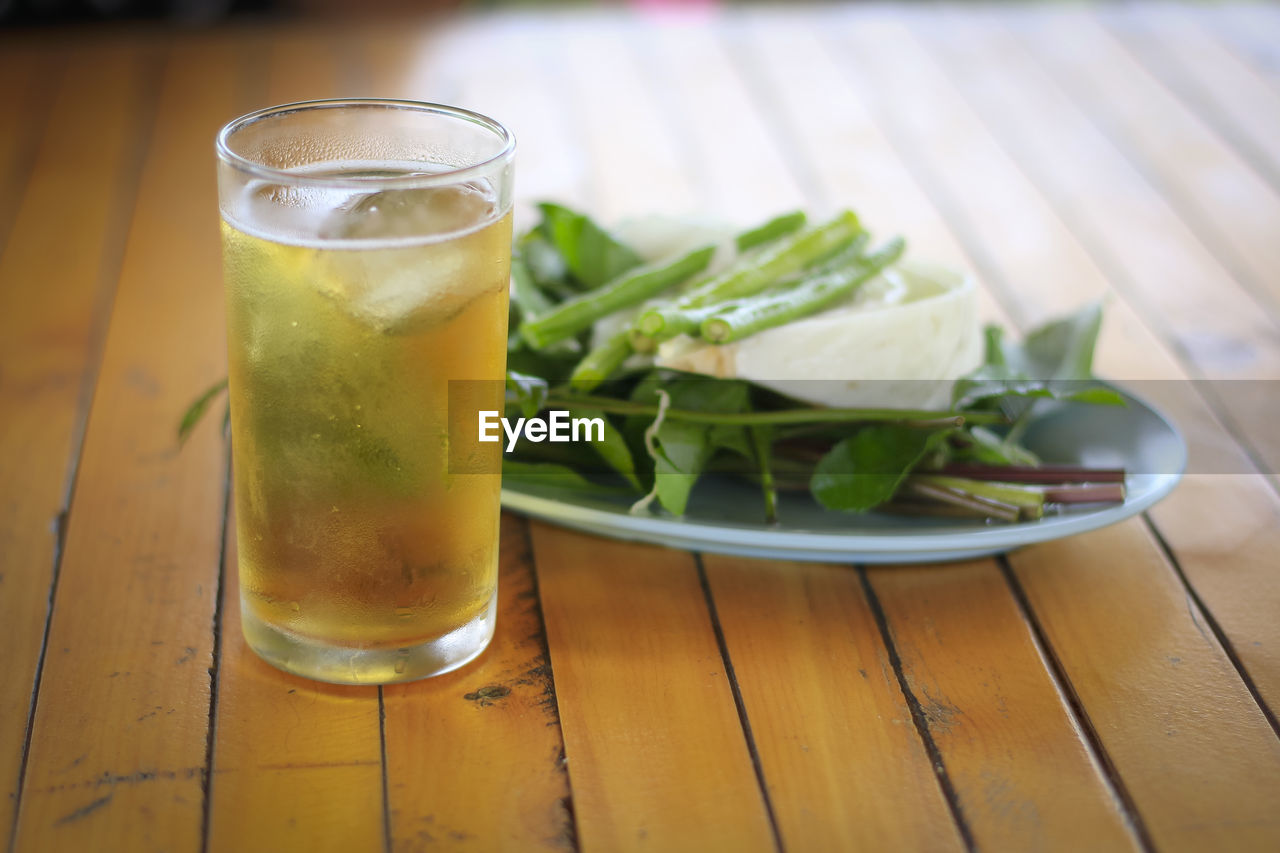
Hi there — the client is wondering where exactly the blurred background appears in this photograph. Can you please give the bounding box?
[1,0,470,27]
[5,0,698,27]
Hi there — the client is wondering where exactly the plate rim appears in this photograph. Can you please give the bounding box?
[500,383,1187,561]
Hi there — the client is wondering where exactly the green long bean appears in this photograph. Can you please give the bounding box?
[520,244,715,349]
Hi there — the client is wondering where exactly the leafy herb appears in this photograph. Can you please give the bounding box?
[568,406,642,491]
[178,378,228,446]
[536,202,644,289]
[627,375,753,515]
[810,425,953,512]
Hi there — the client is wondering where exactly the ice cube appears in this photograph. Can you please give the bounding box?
[320,183,498,242]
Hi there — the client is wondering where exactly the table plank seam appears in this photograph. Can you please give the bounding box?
[1037,10,1280,329]
[198,454,232,853]
[1139,513,1280,741]
[518,518,580,853]
[856,567,977,853]
[4,46,165,851]
[996,556,1158,852]
[1103,9,1280,197]
[693,554,784,853]
[377,687,391,853]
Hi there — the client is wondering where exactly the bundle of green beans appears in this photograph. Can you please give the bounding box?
[516,207,906,392]
[634,210,866,343]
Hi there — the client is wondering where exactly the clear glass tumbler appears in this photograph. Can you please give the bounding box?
[216,100,514,684]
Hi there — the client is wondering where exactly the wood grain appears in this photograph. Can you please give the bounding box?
[382,514,572,852]
[701,554,966,852]
[638,14,807,222]
[530,523,774,852]
[558,16,697,222]
[865,562,1140,852]
[828,13,1280,848]
[207,509,384,853]
[899,7,1280,712]
[0,45,61,250]
[0,42,153,847]
[731,10,1008,326]
[1010,523,1280,851]
[1106,5,1280,193]
[11,36,246,852]
[1022,7,1280,326]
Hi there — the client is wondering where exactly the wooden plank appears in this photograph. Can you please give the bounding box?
[530,522,774,852]
[1019,7,1280,324]
[917,4,1280,488]
[1010,523,1280,851]
[207,508,384,853]
[0,45,60,251]
[701,555,967,852]
[382,514,572,852]
[11,35,246,852]
[707,16,1138,848]
[203,27,385,853]
[557,15,697,222]
[865,562,1140,852]
[901,6,1280,712]
[905,7,1280,371]
[637,12,808,222]
[729,11,1009,323]
[0,42,154,847]
[823,10,1280,848]
[1105,5,1280,192]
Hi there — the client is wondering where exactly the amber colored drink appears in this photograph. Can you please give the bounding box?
[222,172,511,683]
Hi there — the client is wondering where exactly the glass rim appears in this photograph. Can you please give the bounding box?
[215,98,516,190]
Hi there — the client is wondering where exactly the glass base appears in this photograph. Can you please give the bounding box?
[240,594,496,685]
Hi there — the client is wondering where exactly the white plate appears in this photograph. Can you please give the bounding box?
[501,385,1186,564]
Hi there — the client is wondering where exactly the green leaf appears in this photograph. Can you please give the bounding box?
[650,419,714,515]
[953,303,1113,410]
[1064,387,1127,406]
[1021,301,1104,381]
[517,230,573,297]
[629,373,753,515]
[537,202,644,289]
[570,407,642,491]
[811,425,952,512]
[178,377,228,446]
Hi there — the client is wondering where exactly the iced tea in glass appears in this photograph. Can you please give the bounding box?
[216,100,514,683]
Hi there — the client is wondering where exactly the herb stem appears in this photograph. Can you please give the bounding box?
[542,393,1006,427]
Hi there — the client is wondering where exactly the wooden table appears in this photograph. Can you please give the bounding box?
[3,2,1280,850]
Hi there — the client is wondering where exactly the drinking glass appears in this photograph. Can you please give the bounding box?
[216,100,514,683]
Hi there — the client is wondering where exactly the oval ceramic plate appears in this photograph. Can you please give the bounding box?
[500,385,1187,564]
